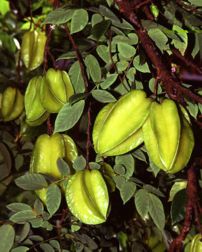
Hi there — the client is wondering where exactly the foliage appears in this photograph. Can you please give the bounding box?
[0,0,202,251]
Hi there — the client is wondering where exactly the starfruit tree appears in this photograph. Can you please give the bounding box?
[0,0,202,251]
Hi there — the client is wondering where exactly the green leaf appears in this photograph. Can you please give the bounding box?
[148,193,165,230]
[186,101,198,119]
[135,189,149,219]
[169,180,187,202]
[0,0,10,16]
[99,5,120,23]
[133,56,150,73]
[34,199,44,216]
[114,164,126,176]
[69,61,85,93]
[46,184,61,217]
[92,20,111,40]
[40,243,55,252]
[85,54,101,83]
[7,203,32,212]
[49,240,61,251]
[115,154,135,179]
[0,224,15,252]
[113,175,126,190]
[54,100,85,133]
[120,181,136,204]
[11,246,29,252]
[71,9,88,34]
[16,223,30,243]
[43,7,75,25]
[172,25,188,55]
[10,210,36,223]
[92,90,116,103]
[143,185,165,197]
[15,173,48,190]
[73,155,86,171]
[100,74,118,89]
[0,142,11,180]
[57,158,71,176]
[132,149,147,163]
[89,162,101,170]
[148,28,169,52]
[96,45,111,63]
[118,43,136,59]
[171,189,186,225]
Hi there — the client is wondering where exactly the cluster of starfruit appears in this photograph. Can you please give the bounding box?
[30,133,109,225]
[0,87,24,121]
[24,68,74,126]
[93,90,194,174]
[21,30,47,71]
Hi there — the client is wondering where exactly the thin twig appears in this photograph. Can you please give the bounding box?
[64,27,89,92]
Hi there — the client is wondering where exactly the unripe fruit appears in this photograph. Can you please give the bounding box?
[30,133,78,203]
[21,30,47,71]
[65,169,109,225]
[40,68,74,113]
[93,90,152,156]
[190,234,202,252]
[142,99,194,173]
[1,87,24,121]
[25,76,49,126]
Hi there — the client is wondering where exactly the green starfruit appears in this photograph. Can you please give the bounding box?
[40,68,74,113]
[21,30,47,71]
[65,169,109,225]
[190,234,202,252]
[1,87,24,121]
[30,133,78,203]
[142,99,194,173]
[93,90,152,156]
[25,76,49,126]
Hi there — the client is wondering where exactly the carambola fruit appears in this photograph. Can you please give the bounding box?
[40,68,74,113]
[30,133,78,203]
[1,87,24,121]
[21,30,47,71]
[65,169,109,225]
[142,99,194,173]
[25,76,49,126]
[93,90,152,156]
[190,234,202,252]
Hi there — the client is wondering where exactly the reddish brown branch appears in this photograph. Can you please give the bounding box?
[114,0,202,105]
[169,160,202,252]
[64,27,89,92]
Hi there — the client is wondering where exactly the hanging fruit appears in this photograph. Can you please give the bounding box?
[25,76,49,126]
[0,87,24,121]
[142,99,194,173]
[190,234,202,252]
[40,68,74,113]
[21,30,47,71]
[30,133,78,203]
[65,169,109,225]
[92,90,152,156]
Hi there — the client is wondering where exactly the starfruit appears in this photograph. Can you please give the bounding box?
[21,30,47,71]
[142,99,194,173]
[65,169,109,225]
[1,87,24,121]
[93,90,152,156]
[30,133,78,203]
[190,234,202,252]
[25,76,49,126]
[40,68,74,113]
